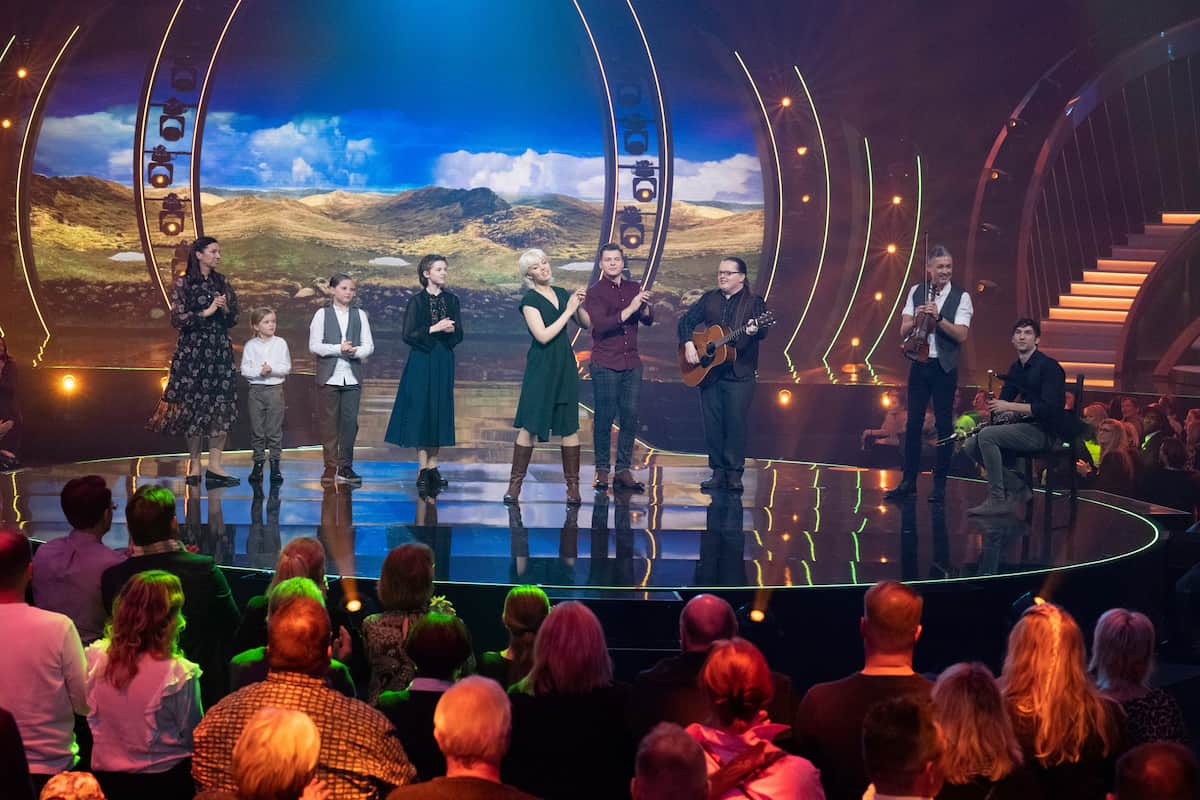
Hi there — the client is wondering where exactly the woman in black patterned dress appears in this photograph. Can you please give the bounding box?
[148,236,241,487]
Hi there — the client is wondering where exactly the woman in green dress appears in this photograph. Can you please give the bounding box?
[504,248,591,505]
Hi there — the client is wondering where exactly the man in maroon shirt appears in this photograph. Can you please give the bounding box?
[584,243,654,493]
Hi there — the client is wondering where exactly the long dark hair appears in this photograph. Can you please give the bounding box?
[185,236,226,292]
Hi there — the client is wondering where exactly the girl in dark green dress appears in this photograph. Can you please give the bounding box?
[385,255,462,494]
[505,248,591,504]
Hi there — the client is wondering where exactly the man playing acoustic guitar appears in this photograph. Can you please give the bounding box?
[678,256,769,492]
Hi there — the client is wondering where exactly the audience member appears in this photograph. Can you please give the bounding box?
[386,676,536,800]
[504,600,634,800]
[794,581,931,800]
[31,476,126,644]
[86,570,201,798]
[1110,741,1198,800]
[477,585,549,690]
[193,596,415,799]
[686,638,823,799]
[632,723,707,800]
[1090,609,1187,746]
[861,696,944,800]
[1155,396,1184,437]
[1144,439,1200,516]
[0,334,21,469]
[0,706,34,800]
[931,662,1041,800]
[1140,407,1172,479]
[100,484,239,707]
[1115,396,1142,424]
[1001,602,1122,799]
[0,529,88,790]
[228,577,356,698]
[37,771,106,800]
[863,389,906,447]
[631,593,793,739]
[1187,421,1200,472]
[378,612,473,781]
[232,536,329,652]
[1076,419,1138,496]
[231,707,326,800]
[1082,402,1109,462]
[362,543,458,703]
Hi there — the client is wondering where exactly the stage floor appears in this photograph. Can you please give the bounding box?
[7,444,1158,592]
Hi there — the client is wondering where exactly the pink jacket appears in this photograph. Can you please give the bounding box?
[687,718,825,800]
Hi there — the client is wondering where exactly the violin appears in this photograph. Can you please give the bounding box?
[901,275,940,363]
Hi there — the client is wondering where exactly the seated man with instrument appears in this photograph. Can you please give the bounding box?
[677,256,771,492]
[964,318,1073,515]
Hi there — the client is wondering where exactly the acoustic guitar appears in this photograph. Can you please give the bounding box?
[678,311,777,388]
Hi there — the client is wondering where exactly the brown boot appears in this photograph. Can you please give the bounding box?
[593,469,609,491]
[613,469,645,493]
[503,444,534,504]
[562,444,582,505]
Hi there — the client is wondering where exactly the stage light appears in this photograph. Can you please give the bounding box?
[159,375,169,390]
[777,389,792,407]
[886,243,897,254]
[147,145,174,188]
[170,62,197,92]
[632,159,657,203]
[16,67,27,79]
[61,374,77,393]
[881,393,891,407]
[873,291,884,301]
[748,608,766,623]
[0,119,10,129]
[979,222,1002,235]
[796,145,809,156]
[622,113,648,156]
[892,195,902,205]
[1008,117,1028,129]
[989,168,1011,182]
[801,194,811,203]
[618,206,644,249]
[159,193,185,236]
[780,96,793,107]
[781,532,791,542]
[616,82,641,107]
[850,337,861,347]
[159,97,186,142]
[345,599,362,613]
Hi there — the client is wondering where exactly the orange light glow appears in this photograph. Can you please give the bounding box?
[61,374,77,393]
[881,393,891,407]
[886,243,897,254]
[780,96,793,107]
[990,169,1001,180]
[16,67,28,79]
[777,389,793,407]
[345,599,362,612]
[781,533,791,542]
[892,195,902,205]
[801,194,811,203]
[796,145,809,156]
[159,375,169,390]
[850,337,861,347]
[749,609,766,622]
[873,291,884,301]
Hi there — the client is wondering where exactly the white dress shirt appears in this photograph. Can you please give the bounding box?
[901,282,973,359]
[308,305,375,386]
[0,603,89,773]
[241,335,292,386]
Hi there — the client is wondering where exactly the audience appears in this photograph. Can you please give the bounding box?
[1,706,34,800]
[0,529,88,792]
[1110,741,1197,800]
[1076,419,1138,496]
[386,676,536,799]
[861,696,944,800]
[1144,439,1200,516]
[631,723,708,800]
[0,333,21,470]
[37,771,106,800]
[231,707,326,800]
[686,638,823,799]
[477,585,550,690]
[931,662,1040,800]
[1186,420,1200,472]
[228,577,356,698]
[1001,602,1122,799]
[86,570,201,798]
[31,476,125,645]
[100,484,239,707]
[1090,609,1187,746]
[232,536,329,652]
[504,600,634,800]
[378,612,473,781]
[362,543,458,703]
[631,593,793,739]
[193,595,415,799]
[794,580,931,800]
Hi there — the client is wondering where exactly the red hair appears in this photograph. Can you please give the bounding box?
[701,638,775,731]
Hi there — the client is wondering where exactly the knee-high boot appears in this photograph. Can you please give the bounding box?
[503,444,535,504]
[562,444,582,505]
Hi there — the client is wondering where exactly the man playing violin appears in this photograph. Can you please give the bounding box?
[678,256,769,492]
[885,245,973,503]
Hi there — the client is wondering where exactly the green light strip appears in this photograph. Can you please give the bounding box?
[732,51,783,299]
[865,154,924,371]
[784,66,833,372]
[821,138,874,380]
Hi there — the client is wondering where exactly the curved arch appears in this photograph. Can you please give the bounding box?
[733,50,783,300]
[571,0,619,250]
[822,138,874,382]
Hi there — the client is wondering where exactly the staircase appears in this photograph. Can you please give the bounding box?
[1040,212,1200,389]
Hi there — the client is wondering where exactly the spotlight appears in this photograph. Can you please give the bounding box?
[61,374,77,393]
[881,393,891,407]
[147,145,174,188]
[159,97,186,142]
[850,337,861,347]
[801,194,811,203]
[989,168,1011,181]
[159,193,185,236]
[892,195,902,205]
[979,222,1002,235]
[0,119,10,129]
[886,243,897,254]
[796,145,809,156]
[976,279,999,294]
[618,206,645,249]
[170,61,197,92]
[748,608,766,623]
[1007,117,1028,129]
[873,291,884,301]
[16,67,28,79]
[777,389,792,407]
[345,599,362,613]
[622,113,648,156]
[632,159,657,203]
[780,96,793,107]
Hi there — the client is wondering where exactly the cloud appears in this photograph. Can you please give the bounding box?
[291,156,315,184]
[434,149,762,203]
[35,108,138,180]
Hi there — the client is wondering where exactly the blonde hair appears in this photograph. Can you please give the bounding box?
[519,248,547,287]
[1090,608,1155,690]
[503,585,551,682]
[933,662,1023,783]
[250,306,276,328]
[103,570,184,691]
[433,676,512,765]
[232,707,321,800]
[518,601,612,696]
[1000,603,1118,766]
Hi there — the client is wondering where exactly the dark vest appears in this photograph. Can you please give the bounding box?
[315,305,363,385]
[909,283,964,373]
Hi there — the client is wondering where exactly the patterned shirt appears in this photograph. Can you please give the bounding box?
[126,539,185,558]
[193,671,415,799]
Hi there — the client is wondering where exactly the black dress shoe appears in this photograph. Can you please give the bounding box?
[700,473,725,492]
[429,466,448,488]
[884,479,916,500]
[725,474,744,492]
[248,462,264,483]
[205,470,241,488]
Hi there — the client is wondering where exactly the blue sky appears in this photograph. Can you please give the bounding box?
[33,0,763,202]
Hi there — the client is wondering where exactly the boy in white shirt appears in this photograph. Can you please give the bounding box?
[241,307,291,484]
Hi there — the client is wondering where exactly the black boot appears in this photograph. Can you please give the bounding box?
[269,459,283,484]
[884,477,917,500]
[416,468,430,495]
[430,466,448,488]
[248,462,264,484]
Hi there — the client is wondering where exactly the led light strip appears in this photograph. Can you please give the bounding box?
[821,138,874,381]
[15,25,82,365]
[733,51,783,299]
[864,154,923,374]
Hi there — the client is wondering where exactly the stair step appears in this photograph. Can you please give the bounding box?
[1162,213,1200,225]
[1040,347,1117,362]
[1068,281,1140,297]
[1127,235,1183,250]
[1038,322,1124,349]
[1058,361,1116,377]
[1097,258,1156,272]
[1058,295,1134,310]
[1082,270,1145,285]
[1109,247,1165,260]
[1048,308,1128,322]
[1143,223,1192,236]
[1086,377,1116,388]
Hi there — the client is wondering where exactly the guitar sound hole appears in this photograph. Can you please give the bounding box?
[705,344,715,356]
